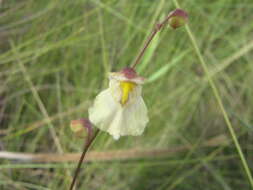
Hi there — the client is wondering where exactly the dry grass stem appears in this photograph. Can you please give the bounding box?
[0,135,229,163]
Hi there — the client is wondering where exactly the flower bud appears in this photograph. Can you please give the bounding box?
[70,119,92,139]
[168,9,188,29]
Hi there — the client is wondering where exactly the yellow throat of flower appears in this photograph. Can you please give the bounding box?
[120,81,136,105]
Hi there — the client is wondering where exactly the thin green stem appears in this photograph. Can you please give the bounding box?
[172,0,253,187]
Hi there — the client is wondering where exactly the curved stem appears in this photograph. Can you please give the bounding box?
[69,129,99,190]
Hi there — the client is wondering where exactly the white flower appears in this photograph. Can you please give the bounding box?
[88,68,149,140]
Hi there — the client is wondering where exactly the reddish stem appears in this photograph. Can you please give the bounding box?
[69,129,99,190]
[131,13,175,69]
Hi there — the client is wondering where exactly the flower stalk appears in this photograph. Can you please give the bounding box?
[69,8,188,190]
[69,129,99,190]
[131,8,188,69]
[69,119,98,190]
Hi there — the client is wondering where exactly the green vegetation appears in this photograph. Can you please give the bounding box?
[0,0,253,189]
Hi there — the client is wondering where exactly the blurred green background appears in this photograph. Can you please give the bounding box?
[0,0,253,189]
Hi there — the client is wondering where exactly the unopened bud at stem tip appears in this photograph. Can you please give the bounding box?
[168,8,188,29]
[70,118,93,139]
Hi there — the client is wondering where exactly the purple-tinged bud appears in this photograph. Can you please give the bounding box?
[168,9,188,29]
[70,119,93,140]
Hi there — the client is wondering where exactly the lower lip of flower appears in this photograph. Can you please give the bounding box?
[120,81,136,105]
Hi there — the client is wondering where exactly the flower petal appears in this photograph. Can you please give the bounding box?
[88,89,119,129]
[118,96,149,136]
[88,74,149,140]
